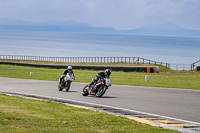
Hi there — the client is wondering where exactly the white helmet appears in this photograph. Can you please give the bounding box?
[68,66,72,70]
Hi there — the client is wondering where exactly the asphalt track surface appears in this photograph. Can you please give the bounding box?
[0,77,200,123]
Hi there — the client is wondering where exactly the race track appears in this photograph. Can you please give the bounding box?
[0,77,200,123]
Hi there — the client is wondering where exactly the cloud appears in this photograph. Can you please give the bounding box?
[0,0,200,30]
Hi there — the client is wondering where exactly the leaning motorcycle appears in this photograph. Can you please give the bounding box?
[58,72,74,92]
[82,76,111,97]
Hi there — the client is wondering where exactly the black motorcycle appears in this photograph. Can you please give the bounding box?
[82,76,111,97]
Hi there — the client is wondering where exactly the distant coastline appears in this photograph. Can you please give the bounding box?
[1,19,200,37]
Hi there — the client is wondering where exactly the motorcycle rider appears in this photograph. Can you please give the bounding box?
[89,69,111,93]
[59,66,75,84]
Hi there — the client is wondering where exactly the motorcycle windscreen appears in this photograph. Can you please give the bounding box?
[105,77,110,87]
[65,73,74,81]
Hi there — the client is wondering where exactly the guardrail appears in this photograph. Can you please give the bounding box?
[0,55,198,71]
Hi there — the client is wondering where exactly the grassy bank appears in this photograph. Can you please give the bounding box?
[0,64,199,90]
[0,59,172,72]
[0,94,179,132]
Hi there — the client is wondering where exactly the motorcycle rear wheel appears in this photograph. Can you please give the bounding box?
[82,85,89,96]
[96,86,106,97]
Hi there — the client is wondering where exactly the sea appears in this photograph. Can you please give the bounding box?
[0,31,200,69]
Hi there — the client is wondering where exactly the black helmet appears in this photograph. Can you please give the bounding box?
[105,69,111,77]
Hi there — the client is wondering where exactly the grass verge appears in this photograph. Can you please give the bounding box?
[0,64,200,90]
[0,94,180,133]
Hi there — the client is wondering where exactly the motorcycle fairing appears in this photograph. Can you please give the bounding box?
[92,80,104,94]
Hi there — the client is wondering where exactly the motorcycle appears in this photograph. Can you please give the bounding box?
[82,76,111,97]
[58,72,74,92]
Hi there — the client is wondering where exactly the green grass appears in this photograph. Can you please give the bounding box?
[0,64,200,90]
[0,94,180,133]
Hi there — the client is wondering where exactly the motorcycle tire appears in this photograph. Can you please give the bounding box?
[82,85,89,96]
[96,86,106,97]
[65,81,71,92]
[58,84,63,91]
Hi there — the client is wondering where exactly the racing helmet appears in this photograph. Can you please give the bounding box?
[68,66,72,70]
[105,69,111,77]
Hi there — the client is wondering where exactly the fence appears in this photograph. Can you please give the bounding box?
[191,60,200,71]
[0,55,197,71]
[168,64,193,71]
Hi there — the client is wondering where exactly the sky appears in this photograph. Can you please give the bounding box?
[0,0,200,30]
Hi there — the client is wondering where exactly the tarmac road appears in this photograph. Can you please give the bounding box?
[0,77,200,123]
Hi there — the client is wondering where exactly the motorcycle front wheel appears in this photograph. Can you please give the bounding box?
[65,81,71,92]
[96,86,107,97]
[82,85,89,96]
[58,83,63,91]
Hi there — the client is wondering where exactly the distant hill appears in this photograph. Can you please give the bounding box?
[0,18,117,34]
[0,19,200,37]
[120,23,200,37]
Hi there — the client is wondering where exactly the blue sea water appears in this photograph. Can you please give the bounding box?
[0,31,200,65]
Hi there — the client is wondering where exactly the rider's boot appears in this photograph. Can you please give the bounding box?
[89,80,95,87]
[59,78,62,84]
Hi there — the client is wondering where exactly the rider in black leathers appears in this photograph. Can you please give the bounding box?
[89,69,111,93]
